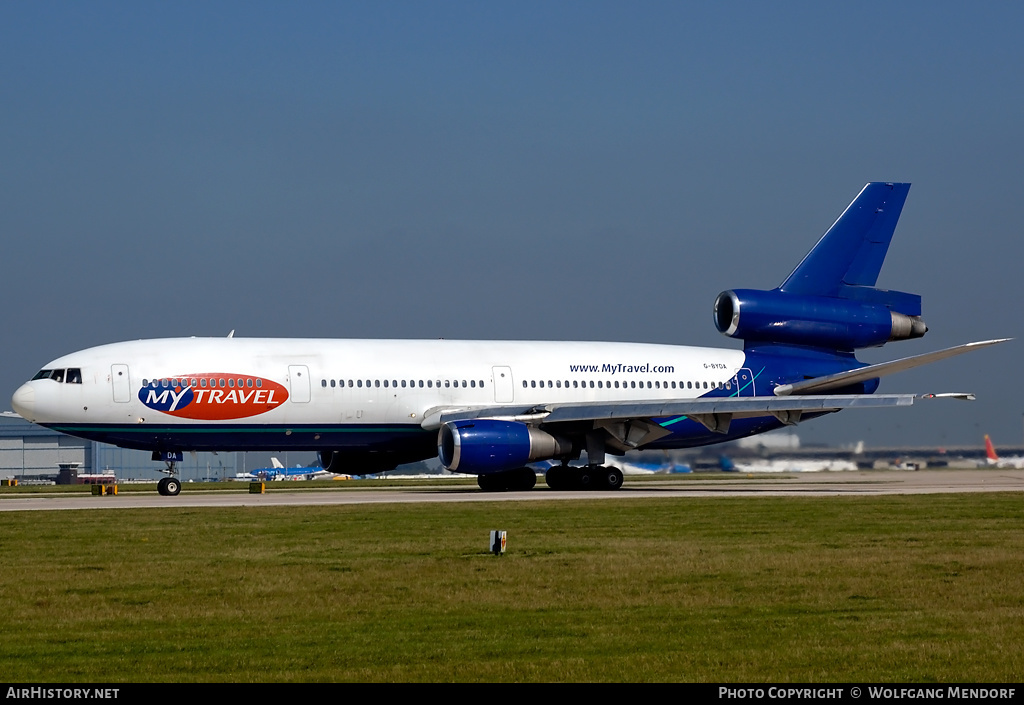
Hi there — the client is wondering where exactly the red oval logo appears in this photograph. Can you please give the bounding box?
[139,374,289,420]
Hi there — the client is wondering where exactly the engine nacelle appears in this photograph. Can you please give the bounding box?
[714,289,926,350]
[438,419,572,474]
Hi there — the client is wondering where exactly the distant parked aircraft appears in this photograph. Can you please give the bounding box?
[983,435,1024,468]
[718,455,857,472]
[249,457,331,481]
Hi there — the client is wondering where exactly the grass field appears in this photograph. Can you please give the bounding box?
[1,493,1021,682]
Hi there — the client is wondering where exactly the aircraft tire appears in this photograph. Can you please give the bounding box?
[164,477,181,496]
[157,477,169,496]
[514,467,537,491]
[578,468,594,490]
[545,466,569,490]
[602,466,624,490]
[477,474,504,491]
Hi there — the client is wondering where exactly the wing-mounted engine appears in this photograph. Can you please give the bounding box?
[439,419,572,474]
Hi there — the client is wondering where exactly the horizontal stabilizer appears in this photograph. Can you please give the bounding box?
[773,339,1010,396]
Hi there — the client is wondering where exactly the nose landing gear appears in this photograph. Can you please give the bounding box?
[157,476,181,496]
[152,451,183,496]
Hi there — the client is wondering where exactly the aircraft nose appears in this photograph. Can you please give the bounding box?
[11,383,35,420]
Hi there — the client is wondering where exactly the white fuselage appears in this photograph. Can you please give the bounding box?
[11,337,752,459]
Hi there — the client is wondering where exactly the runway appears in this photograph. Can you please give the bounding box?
[2,469,1023,512]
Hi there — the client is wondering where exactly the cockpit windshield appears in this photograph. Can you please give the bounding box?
[31,368,82,384]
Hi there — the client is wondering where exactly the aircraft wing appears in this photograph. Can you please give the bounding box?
[421,393,929,438]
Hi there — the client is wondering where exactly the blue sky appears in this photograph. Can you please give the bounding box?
[2,2,1022,450]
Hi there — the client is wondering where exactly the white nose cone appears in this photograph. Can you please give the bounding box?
[11,384,35,420]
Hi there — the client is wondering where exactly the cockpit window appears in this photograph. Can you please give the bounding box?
[66,368,82,384]
[32,369,53,381]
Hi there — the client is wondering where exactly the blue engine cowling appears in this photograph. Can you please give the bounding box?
[714,289,926,350]
[438,419,572,475]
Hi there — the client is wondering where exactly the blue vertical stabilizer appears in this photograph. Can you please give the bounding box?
[780,182,911,296]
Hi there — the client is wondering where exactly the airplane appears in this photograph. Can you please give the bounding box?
[717,455,857,473]
[619,459,693,475]
[10,183,1008,496]
[983,435,1024,468]
[246,457,332,481]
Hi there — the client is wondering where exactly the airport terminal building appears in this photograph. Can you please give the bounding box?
[0,414,237,482]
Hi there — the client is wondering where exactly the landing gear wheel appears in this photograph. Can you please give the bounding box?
[157,477,181,496]
[477,474,503,491]
[601,466,624,490]
[514,467,537,491]
[578,467,594,490]
[546,466,569,490]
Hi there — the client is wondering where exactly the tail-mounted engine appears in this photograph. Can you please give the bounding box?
[714,289,926,351]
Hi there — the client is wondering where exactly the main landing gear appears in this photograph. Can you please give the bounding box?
[153,451,183,496]
[545,465,623,491]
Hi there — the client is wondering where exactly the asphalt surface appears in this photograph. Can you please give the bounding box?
[2,469,1023,512]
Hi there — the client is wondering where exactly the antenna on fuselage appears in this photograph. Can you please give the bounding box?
[227,330,235,338]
